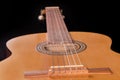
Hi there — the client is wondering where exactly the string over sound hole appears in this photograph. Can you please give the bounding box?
[36,41,86,55]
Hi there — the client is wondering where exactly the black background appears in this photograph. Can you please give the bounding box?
[0,0,120,60]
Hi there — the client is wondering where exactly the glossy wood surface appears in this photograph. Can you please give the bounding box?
[0,32,120,80]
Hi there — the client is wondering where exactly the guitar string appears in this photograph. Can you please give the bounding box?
[47,8,63,74]
[55,9,82,73]
[55,10,73,80]
[53,10,66,73]
[55,8,78,67]
[54,8,71,72]
[50,9,62,74]
[57,12,77,66]
[46,7,82,77]
[45,7,86,79]
[52,8,72,71]
[54,8,76,71]
[51,9,63,74]
[47,7,72,75]
[48,8,69,76]
[56,15,77,65]
[56,8,84,66]
[46,8,55,74]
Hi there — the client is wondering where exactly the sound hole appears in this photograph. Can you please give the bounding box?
[36,41,86,55]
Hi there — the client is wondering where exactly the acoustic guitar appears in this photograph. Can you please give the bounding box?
[0,6,120,80]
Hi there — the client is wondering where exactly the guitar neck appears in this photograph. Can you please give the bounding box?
[45,7,72,44]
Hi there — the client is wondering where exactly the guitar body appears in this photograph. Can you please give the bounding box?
[0,32,120,80]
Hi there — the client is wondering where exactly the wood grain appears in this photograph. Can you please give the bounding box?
[0,32,120,80]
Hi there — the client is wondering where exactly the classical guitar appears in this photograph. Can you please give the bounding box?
[0,6,120,80]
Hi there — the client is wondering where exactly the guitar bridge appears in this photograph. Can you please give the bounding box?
[48,65,112,78]
[24,65,112,78]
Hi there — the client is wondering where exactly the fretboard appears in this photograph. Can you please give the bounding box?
[45,7,72,44]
